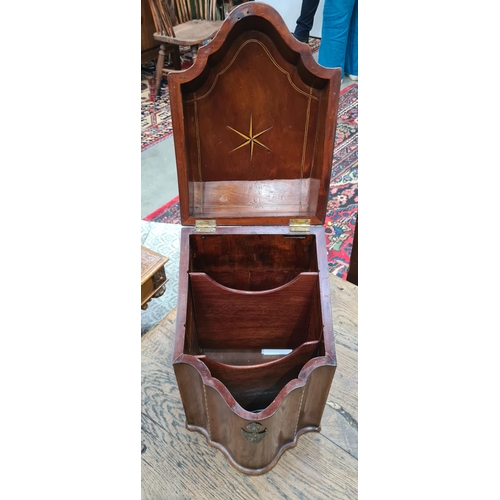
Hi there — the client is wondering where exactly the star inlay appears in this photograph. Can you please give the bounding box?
[227,114,272,160]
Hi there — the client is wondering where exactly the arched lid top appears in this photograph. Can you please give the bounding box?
[168,2,342,226]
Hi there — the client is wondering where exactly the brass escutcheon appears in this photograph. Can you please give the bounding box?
[241,422,268,444]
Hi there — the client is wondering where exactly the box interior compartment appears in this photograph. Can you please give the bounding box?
[183,232,325,412]
[188,233,318,290]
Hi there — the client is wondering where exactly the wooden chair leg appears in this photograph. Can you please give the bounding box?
[155,44,166,98]
[191,44,199,62]
[172,45,182,70]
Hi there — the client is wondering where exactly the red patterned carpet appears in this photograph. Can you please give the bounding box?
[141,38,321,152]
[141,52,192,151]
[144,83,358,279]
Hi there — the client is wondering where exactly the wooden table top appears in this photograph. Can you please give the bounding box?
[141,274,358,499]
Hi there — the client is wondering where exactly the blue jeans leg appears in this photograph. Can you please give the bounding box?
[318,0,356,78]
[293,0,321,42]
[344,0,358,76]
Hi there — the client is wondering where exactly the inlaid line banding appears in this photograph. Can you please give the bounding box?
[185,39,319,103]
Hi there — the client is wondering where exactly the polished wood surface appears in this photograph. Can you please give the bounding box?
[141,273,358,498]
[141,246,169,309]
[142,0,159,54]
[189,271,320,349]
[166,3,342,475]
[141,0,156,51]
[168,3,342,226]
[154,19,223,45]
[189,232,318,289]
[174,225,335,473]
[199,339,321,411]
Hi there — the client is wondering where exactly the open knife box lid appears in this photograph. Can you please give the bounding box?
[168,2,342,227]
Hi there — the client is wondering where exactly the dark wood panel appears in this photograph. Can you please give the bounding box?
[182,31,322,182]
[141,274,358,498]
[173,223,336,474]
[141,0,158,53]
[189,232,318,280]
[168,3,342,226]
[189,271,320,349]
[200,340,320,411]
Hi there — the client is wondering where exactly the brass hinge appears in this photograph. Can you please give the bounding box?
[195,219,217,232]
[289,218,311,232]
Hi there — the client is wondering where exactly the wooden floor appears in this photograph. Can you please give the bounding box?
[141,274,358,499]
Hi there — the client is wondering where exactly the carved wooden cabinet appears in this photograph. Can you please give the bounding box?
[168,2,342,474]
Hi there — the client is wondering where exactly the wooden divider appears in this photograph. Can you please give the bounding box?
[199,340,320,411]
[189,271,320,349]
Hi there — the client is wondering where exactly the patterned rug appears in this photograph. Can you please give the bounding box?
[141,48,192,151]
[141,38,321,151]
[144,83,358,279]
[141,221,182,335]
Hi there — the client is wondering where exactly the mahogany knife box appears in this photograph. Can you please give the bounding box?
[169,3,342,475]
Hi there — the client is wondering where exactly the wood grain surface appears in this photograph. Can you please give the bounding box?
[142,0,159,53]
[141,246,169,283]
[141,273,357,499]
[168,3,342,227]
[141,246,170,308]
[189,271,320,349]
